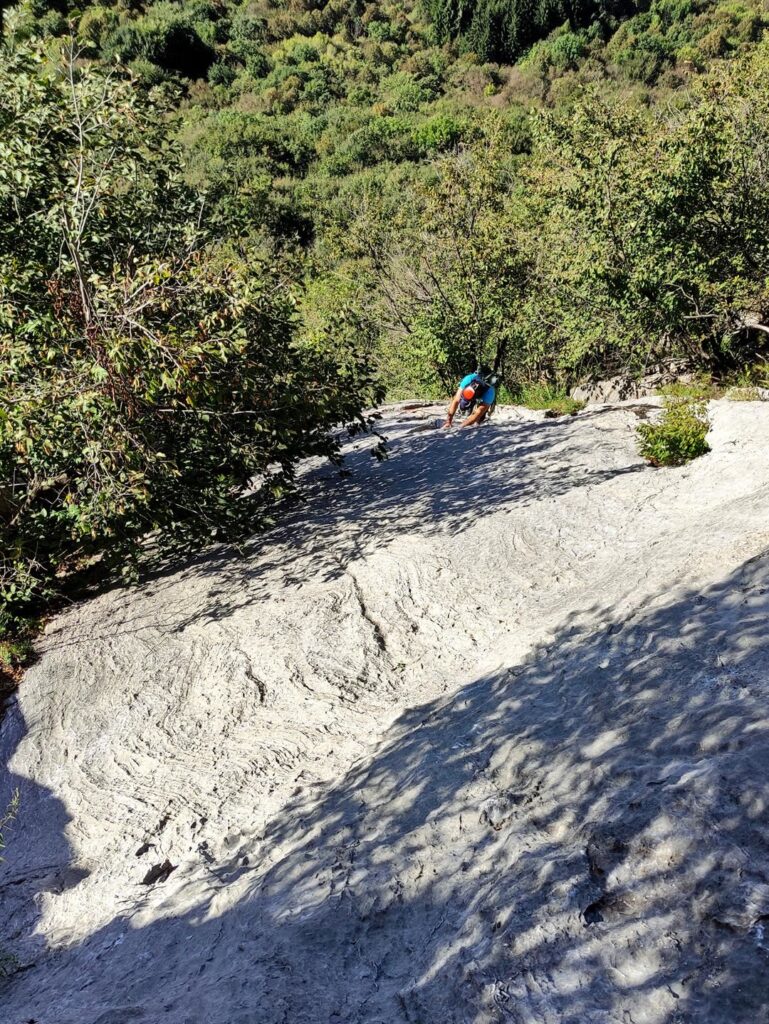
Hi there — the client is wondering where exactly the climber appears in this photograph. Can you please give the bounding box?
[443,367,497,428]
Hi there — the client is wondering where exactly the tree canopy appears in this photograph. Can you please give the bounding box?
[2,0,769,632]
[0,42,382,621]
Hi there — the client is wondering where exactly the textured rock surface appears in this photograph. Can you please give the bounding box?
[2,399,769,1024]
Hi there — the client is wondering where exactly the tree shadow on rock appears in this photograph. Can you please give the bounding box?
[43,409,649,651]
[0,705,89,977]
[3,549,769,1023]
[235,546,769,1024]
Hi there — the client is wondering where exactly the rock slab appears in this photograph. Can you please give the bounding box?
[2,400,769,1024]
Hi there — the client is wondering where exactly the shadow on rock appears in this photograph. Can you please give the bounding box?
[2,549,769,1023]
[0,708,88,974]
[41,410,648,649]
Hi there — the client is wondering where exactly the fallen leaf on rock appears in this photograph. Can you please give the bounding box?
[140,860,176,886]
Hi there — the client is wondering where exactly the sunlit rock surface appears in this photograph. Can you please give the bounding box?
[2,399,769,1024]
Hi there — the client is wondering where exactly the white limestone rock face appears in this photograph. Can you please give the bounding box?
[2,399,769,1024]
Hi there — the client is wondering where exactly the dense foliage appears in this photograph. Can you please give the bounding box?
[517,52,769,381]
[0,43,381,622]
[329,132,528,393]
[423,0,638,62]
[637,388,711,465]
[9,0,769,231]
[3,0,769,630]
[319,42,769,393]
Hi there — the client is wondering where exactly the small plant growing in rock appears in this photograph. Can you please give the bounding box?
[0,634,34,673]
[724,386,762,401]
[723,361,769,401]
[637,388,711,466]
[0,791,21,979]
[0,614,37,698]
[515,382,586,417]
[0,790,19,859]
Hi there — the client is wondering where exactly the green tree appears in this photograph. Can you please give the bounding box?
[337,130,530,393]
[0,42,382,620]
[520,45,769,382]
[422,0,639,62]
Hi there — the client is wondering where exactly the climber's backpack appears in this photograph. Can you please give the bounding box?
[459,375,491,413]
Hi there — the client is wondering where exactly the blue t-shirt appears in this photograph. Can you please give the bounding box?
[459,373,496,406]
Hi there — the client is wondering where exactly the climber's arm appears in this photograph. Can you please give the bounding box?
[443,391,462,428]
[460,402,490,428]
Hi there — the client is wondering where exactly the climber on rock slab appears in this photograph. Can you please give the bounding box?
[443,366,498,428]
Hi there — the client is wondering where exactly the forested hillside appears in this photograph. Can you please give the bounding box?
[10,0,767,388]
[4,7,769,1020]
[2,0,769,640]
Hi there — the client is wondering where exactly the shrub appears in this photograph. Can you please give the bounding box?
[637,394,711,465]
[77,5,119,47]
[229,9,265,43]
[367,19,398,43]
[411,113,467,153]
[129,56,170,87]
[381,70,431,111]
[103,11,216,78]
[331,115,416,169]
[613,33,673,82]
[208,60,236,86]
[514,382,586,416]
[728,360,769,389]
[675,43,705,70]
[549,32,587,71]
[0,44,383,621]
